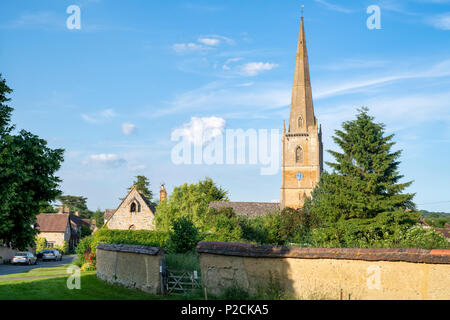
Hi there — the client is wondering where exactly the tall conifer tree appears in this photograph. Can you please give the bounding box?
[309,108,415,224]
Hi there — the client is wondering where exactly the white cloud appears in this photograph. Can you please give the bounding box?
[198,38,220,46]
[173,35,234,54]
[84,154,127,167]
[122,122,136,136]
[240,62,278,76]
[426,13,450,30]
[171,116,226,146]
[81,108,117,123]
[172,42,206,54]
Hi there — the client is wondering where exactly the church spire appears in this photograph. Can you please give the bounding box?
[289,17,316,133]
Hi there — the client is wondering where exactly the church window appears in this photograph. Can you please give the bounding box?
[130,202,137,213]
[296,146,303,163]
[298,116,303,128]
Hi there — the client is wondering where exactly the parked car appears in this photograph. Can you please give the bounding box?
[12,252,37,265]
[39,249,62,261]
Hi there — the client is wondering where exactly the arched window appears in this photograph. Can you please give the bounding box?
[298,116,303,128]
[130,202,137,213]
[296,146,303,163]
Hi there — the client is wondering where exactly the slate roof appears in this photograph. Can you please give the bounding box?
[36,214,70,232]
[69,214,91,229]
[209,201,280,218]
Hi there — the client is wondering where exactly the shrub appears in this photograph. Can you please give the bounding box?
[35,237,47,253]
[54,241,69,255]
[76,236,93,259]
[167,217,200,253]
[205,213,243,243]
[399,226,449,249]
[91,229,169,253]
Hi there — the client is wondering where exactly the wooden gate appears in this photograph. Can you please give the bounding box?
[165,269,201,294]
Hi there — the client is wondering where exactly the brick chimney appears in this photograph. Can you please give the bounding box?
[160,184,167,202]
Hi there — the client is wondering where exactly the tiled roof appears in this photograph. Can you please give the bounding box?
[209,201,280,218]
[36,214,69,232]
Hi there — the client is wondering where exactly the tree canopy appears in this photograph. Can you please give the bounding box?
[155,177,228,231]
[128,175,153,200]
[0,74,64,249]
[57,195,91,218]
[309,107,416,224]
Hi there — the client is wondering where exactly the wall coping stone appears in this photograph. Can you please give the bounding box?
[96,243,164,255]
[196,241,450,264]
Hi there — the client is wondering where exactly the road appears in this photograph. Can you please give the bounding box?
[0,255,75,276]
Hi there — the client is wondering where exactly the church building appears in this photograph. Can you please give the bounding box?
[281,17,323,209]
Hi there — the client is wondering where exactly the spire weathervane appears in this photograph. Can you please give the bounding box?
[301,4,304,17]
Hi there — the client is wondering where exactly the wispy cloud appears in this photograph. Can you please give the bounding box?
[173,35,234,54]
[317,59,389,71]
[83,154,127,167]
[426,12,450,30]
[81,109,117,123]
[314,0,354,13]
[152,81,290,118]
[315,59,450,99]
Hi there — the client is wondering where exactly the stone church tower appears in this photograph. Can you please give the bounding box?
[281,17,323,209]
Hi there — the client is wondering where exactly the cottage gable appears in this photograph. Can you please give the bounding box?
[106,186,156,230]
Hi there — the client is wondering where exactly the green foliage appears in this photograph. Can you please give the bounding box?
[35,237,47,253]
[155,177,228,231]
[424,217,450,228]
[54,241,69,255]
[399,226,449,249]
[420,210,450,218]
[128,175,155,205]
[309,108,415,225]
[167,217,200,253]
[90,229,169,253]
[0,74,64,250]
[165,252,200,270]
[92,209,104,228]
[204,209,244,242]
[39,202,56,213]
[81,225,92,238]
[75,236,94,259]
[57,195,91,219]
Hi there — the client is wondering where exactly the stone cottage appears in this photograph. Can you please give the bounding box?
[104,186,158,230]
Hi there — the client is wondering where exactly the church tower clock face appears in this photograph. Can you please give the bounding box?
[280,17,323,209]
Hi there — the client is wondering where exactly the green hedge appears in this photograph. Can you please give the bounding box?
[91,229,170,253]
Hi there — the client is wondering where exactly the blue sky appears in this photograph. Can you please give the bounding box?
[1,0,449,212]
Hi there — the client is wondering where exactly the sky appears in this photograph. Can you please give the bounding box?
[0,0,449,212]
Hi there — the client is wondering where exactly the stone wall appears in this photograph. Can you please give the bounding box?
[197,242,450,300]
[0,246,16,264]
[96,243,165,295]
